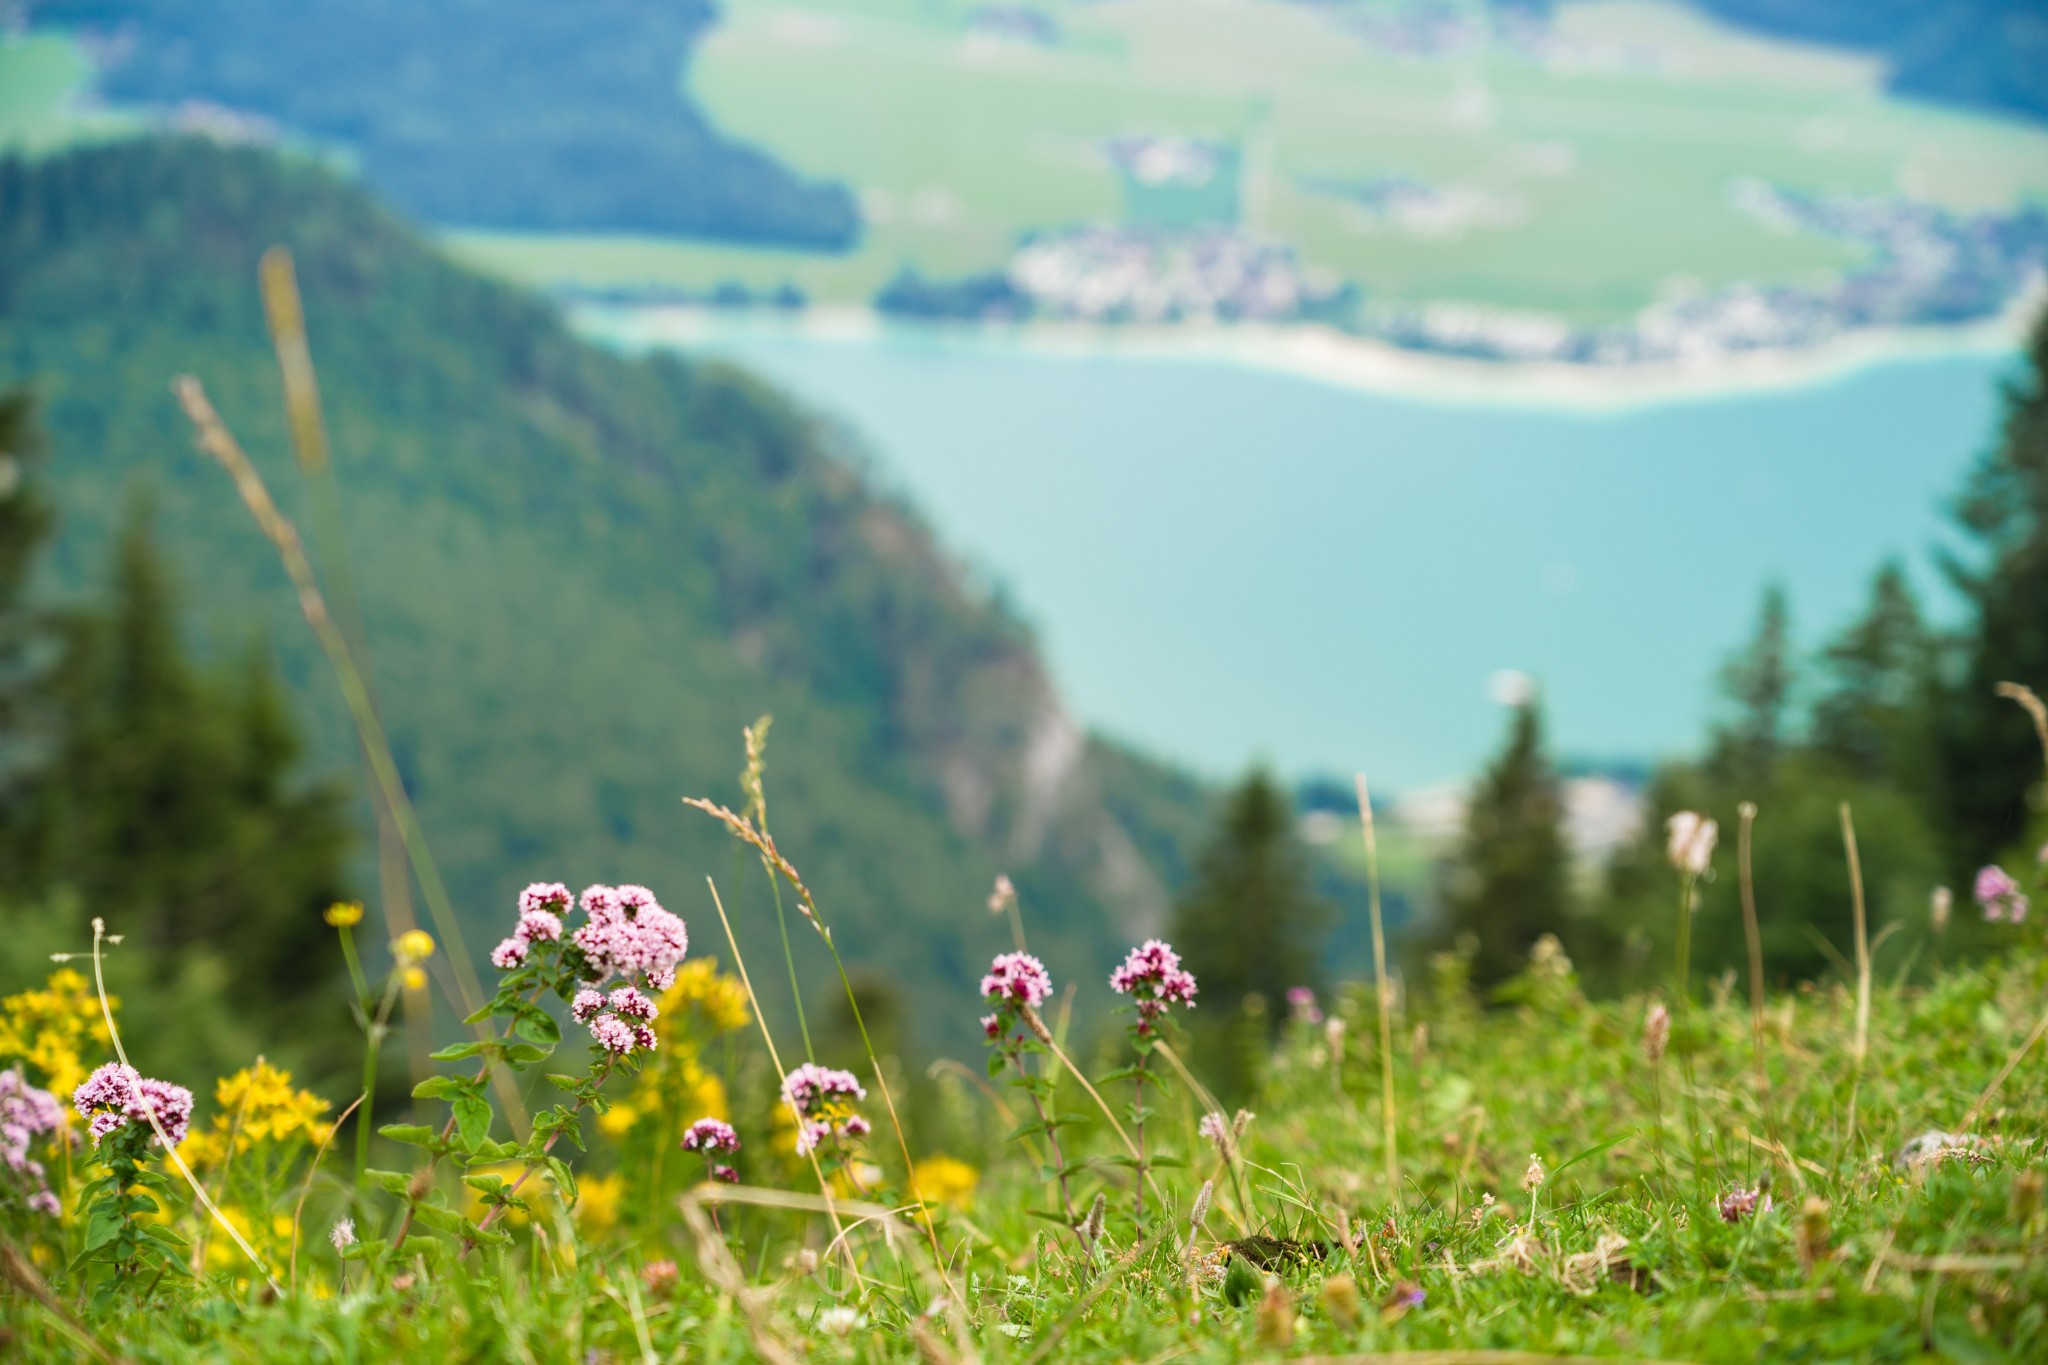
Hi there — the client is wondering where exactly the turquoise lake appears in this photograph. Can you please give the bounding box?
[601,320,2016,790]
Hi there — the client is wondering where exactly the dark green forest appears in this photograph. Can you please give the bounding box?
[23,0,861,246]
[0,137,1215,1063]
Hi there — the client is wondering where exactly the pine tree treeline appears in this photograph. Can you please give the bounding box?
[1170,769,1332,1097]
[0,389,352,1051]
[1444,310,2048,993]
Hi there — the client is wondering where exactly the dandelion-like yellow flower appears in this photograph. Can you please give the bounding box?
[910,1155,978,1211]
[394,930,436,964]
[323,901,364,928]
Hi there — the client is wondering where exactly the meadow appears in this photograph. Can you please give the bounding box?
[1,286,2045,1359]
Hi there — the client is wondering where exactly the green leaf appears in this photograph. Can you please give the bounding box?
[142,1222,189,1247]
[365,1168,414,1197]
[430,1041,488,1062]
[412,1076,470,1099]
[544,1074,582,1092]
[463,1002,495,1026]
[464,1139,522,1163]
[462,1173,505,1195]
[505,1042,553,1066]
[544,1155,578,1207]
[452,1094,493,1151]
[513,1009,560,1045]
[409,1203,471,1237]
[380,1123,444,1149]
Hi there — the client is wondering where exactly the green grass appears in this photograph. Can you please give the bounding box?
[6,859,2047,1361]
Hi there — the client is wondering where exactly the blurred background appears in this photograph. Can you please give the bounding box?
[1,0,2044,1094]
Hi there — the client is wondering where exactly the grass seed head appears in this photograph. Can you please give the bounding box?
[1255,1276,1294,1348]
[1318,1272,1361,1331]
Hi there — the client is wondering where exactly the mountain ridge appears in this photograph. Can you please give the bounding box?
[0,136,1212,1041]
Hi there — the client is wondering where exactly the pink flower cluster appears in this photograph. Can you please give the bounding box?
[681,1117,740,1154]
[1719,1187,1772,1222]
[780,1064,869,1159]
[0,1069,62,1216]
[981,952,1053,1007]
[573,884,689,990]
[979,951,1055,1043]
[570,985,659,1056]
[492,883,573,969]
[1976,865,2030,923]
[681,1116,741,1180]
[1109,939,1198,1035]
[71,1063,193,1148]
[1286,986,1323,1024]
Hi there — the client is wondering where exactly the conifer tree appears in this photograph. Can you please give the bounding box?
[1171,768,1330,1031]
[1940,309,2048,866]
[1444,698,1570,990]
[19,501,351,1009]
[0,388,54,812]
[1810,560,1938,795]
[1707,585,1795,794]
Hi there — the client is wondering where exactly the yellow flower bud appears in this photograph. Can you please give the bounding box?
[402,967,427,993]
[394,930,436,964]
[323,901,364,928]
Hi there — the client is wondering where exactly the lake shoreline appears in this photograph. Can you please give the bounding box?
[574,293,2038,414]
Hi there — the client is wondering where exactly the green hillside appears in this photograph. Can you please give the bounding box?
[0,136,1215,1043]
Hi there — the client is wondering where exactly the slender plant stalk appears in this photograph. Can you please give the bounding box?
[1671,865,1705,1179]
[260,249,431,1100]
[1839,803,1872,1148]
[1356,773,1400,1211]
[288,1092,362,1291]
[683,802,951,1283]
[174,378,532,1132]
[1736,802,1776,1159]
[704,877,849,1242]
[84,919,279,1291]
[1132,1050,1147,1221]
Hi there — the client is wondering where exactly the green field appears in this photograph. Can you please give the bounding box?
[448,0,2048,322]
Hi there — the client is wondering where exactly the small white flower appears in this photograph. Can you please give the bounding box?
[1665,811,1718,876]
[330,1217,356,1252]
[817,1306,865,1337]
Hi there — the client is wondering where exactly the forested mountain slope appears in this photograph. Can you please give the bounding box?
[23,0,860,246]
[0,137,1209,1041]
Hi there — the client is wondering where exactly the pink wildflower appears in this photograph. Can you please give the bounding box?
[71,1064,193,1148]
[1719,1187,1771,1222]
[518,883,572,915]
[980,1013,1002,1040]
[572,883,689,989]
[490,937,528,971]
[1286,986,1322,1024]
[712,1163,739,1183]
[516,909,564,944]
[980,951,1053,1008]
[681,1118,741,1154]
[781,1064,865,1113]
[1976,865,2030,923]
[841,1114,871,1139]
[608,986,657,1022]
[1110,939,1199,1034]
[570,989,605,1024]
[590,1015,636,1055]
[0,1069,62,1215]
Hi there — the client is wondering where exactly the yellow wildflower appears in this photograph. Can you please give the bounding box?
[910,1155,978,1211]
[657,958,749,1037]
[597,1099,640,1138]
[323,901,364,928]
[402,967,428,993]
[575,1171,621,1232]
[0,968,116,1120]
[179,1060,334,1170]
[394,930,435,964]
